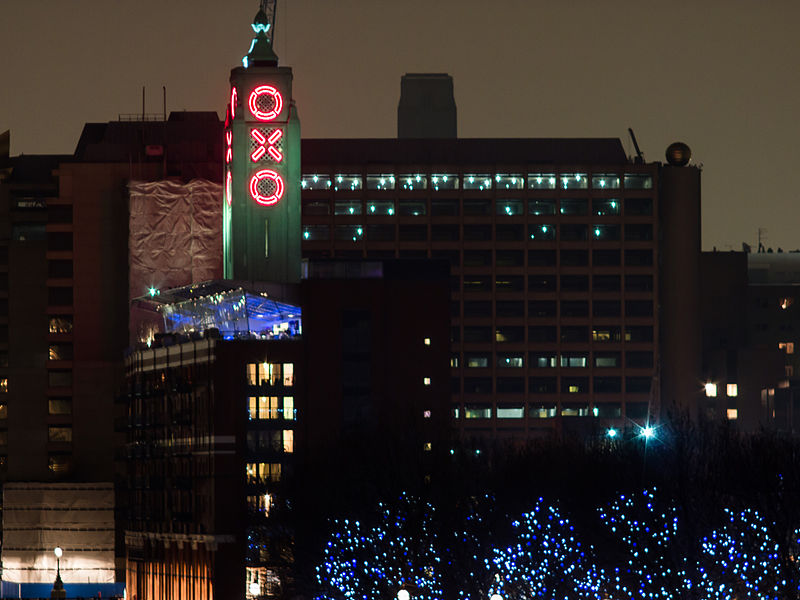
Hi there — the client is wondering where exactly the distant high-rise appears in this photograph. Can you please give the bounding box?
[397,73,457,139]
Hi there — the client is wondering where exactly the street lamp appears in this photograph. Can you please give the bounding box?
[397,589,410,600]
[51,546,65,599]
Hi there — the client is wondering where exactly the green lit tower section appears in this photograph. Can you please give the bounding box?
[223,2,300,283]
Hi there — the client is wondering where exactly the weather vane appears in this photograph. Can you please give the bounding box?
[244,0,279,67]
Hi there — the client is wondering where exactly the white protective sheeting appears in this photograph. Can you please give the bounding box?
[128,179,223,304]
[2,483,115,583]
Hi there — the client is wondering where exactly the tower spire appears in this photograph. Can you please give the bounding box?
[243,0,279,67]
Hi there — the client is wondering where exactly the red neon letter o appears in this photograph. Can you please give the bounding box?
[248,86,283,121]
[249,170,284,206]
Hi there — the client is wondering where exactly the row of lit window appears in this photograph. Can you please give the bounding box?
[303,223,654,243]
[454,402,649,420]
[456,376,654,395]
[246,462,282,484]
[246,362,294,387]
[704,382,738,397]
[247,396,295,420]
[452,351,653,369]
[301,173,653,191]
[455,299,654,318]
[453,325,654,344]
[303,197,653,217]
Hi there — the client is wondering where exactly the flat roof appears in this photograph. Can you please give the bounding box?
[301,138,630,166]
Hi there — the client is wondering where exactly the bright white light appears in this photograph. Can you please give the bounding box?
[54,547,62,558]
[491,594,503,600]
[249,582,260,596]
[642,426,655,439]
[705,382,717,397]
[397,590,410,600]
[607,428,618,438]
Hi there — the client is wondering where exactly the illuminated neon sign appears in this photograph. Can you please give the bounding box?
[249,169,284,206]
[225,130,233,164]
[250,128,283,162]
[230,87,238,119]
[226,170,232,206]
[248,85,283,121]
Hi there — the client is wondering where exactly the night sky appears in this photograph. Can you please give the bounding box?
[2,0,798,252]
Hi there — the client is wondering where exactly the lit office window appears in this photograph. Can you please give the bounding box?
[466,355,490,368]
[561,404,590,416]
[302,225,329,241]
[423,442,432,451]
[727,409,738,420]
[367,200,395,215]
[593,224,621,241]
[283,430,294,453]
[334,200,361,215]
[48,454,70,473]
[424,338,431,346]
[399,174,427,190]
[705,383,717,397]
[301,174,332,190]
[528,173,557,189]
[727,383,738,397]
[496,406,524,419]
[592,199,620,216]
[49,316,73,334]
[463,174,492,191]
[283,364,294,386]
[592,173,620,189]
[246,463,281,484]
[283,397,295,420]
[334,225,364,242]
[48,398,71,415]
[366,174,395,190]
[423,377,431,386]
[623,174,653,189]
[497,199,524,216]
[560,173,588,189]
[529,404,557,418]
[423,410,431,419]
[529,224,556,241]
[495,174,524,189]
[431,174,459,190]
[464,405,491,419]
[779,342,794,354]
[529,199,556,215]
[333,174,362,191]
[780,298,794,310]
[48,426,72,443]
[0,378,6,393]
[497,354,524,368]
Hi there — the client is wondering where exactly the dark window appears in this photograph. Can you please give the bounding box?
[529,250,556,266]
[496,224,524,241]
[595,402,622,418]
[561,301,588,317]
[496,250,523,267]
[496,301,524,318]
[450,327,460,343]
[626,300,653,317]
[48,287,73,306]
[464,301,491,318]
[593,249,620,266]
[431,200,459,216]
[529,224,556,241]
[593,274,620,292]
[367,225,395,241]
[431,225,459,241]
[529,274,557,292]
[302,200,330,215]
[560,199,588,216]
[464,327,492,343]
[497,200,524,216]
[561,275,588,292]
[529,377,557,394]
[14,224,46,241]
[561,326,588,343]
[463,199,492,216]
[625,275,653,292]
[464,225,492,241]
[497,378,524,394]
[626,326,653,343]
[398,249,426,259]
[626,402,649,419]
[625,197,653,216]
[464,378,492,394]
[528,326,557,342]
[561,224,588,241]
[560,249,588,266]
[48,206,73,224]
[451,301,460,318]
[625,249,653,266]
[431,249,459,267]
[397,200,426,216]
[626,351,654,368]
[592,224,621,241]
[529,300,557,318]
[594,377,621,393]
[592,198,621,216]
[398,225,427,241]
[463,250,492,267]
[626,377,652,394]
[495,275,524,292]
[593,300,620,317]
[496,327,524,343]
[463,276,492,292]
[625,224,653,241]
[303,225,330,241]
